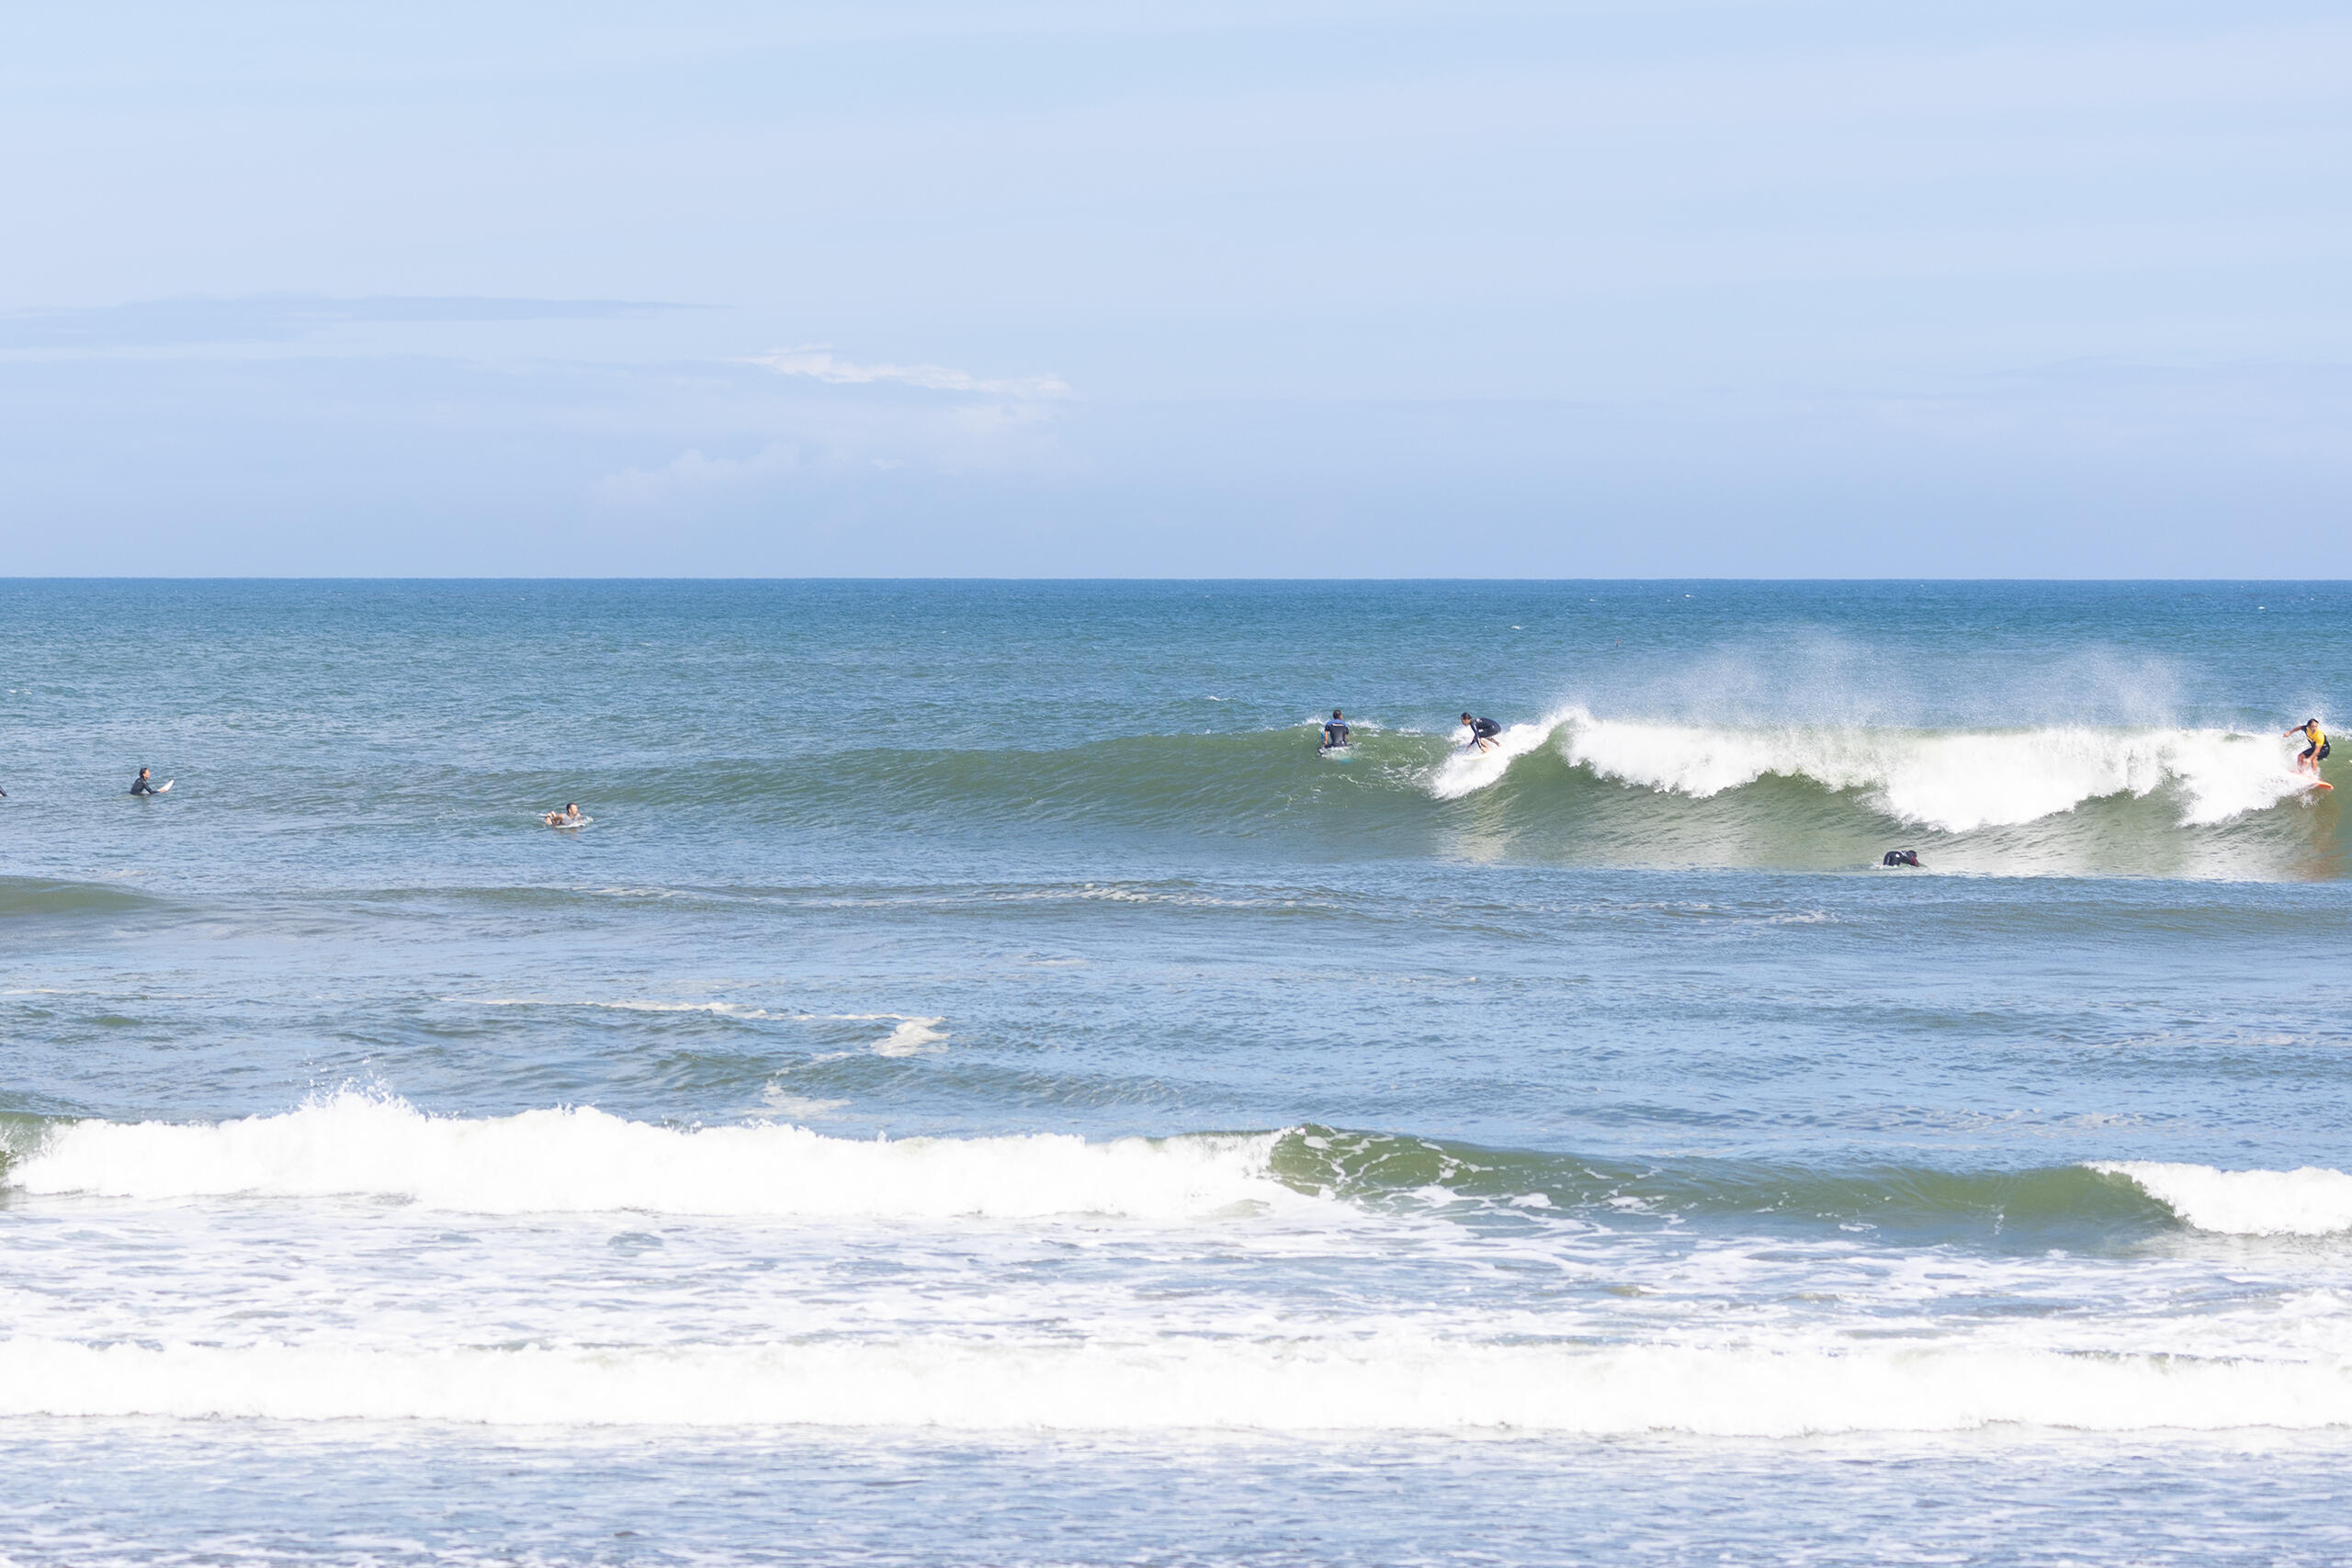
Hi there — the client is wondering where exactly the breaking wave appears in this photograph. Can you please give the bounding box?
[2093,1162,2352,1237]
[628,710,2342,878]
[3,1094,1299,1220]
[9,1101,2347,1243]
[1568,710,2311,831]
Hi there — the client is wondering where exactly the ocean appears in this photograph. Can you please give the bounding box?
[3,579,2349,1565]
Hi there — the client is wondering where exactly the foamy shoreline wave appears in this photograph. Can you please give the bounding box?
[6,1336,2351,1434]
[10,1100,2352,1242]
[5,1095,1298,1220]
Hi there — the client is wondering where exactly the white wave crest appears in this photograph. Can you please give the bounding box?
[1559,712,2312,831]
[5,1094,1295,1220]
[6,1336,2352,1433]
[2092,1162,2352,1236]
[1429,716,1562,800]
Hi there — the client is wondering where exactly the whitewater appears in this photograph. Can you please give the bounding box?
[3,580,2350,1565]
[1430,707,2321,836]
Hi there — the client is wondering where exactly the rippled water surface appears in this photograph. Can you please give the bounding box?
[3,581,2350,1563]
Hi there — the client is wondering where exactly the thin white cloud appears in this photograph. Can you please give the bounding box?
[595,443,802,506]
[748,346,1072,400]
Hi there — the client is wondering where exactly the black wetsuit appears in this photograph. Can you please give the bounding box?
[130,774,161,795]
[1322,720,1350,749]
[1467,716,1501,746]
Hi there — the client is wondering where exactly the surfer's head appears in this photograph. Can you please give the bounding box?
[1460,713,1473,722]
[1332,709,1342,719]
[138,768,150,777]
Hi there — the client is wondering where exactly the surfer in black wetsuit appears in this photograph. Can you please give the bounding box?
[130,768,162,795]
[1882,850,1922,868]
[1320,710,1351,750]
[1460,713,1502,753]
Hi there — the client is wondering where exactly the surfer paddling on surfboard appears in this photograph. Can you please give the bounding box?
[542,803,587,827]
[2285,718,2332,788]
[1460,713,1502,753]
[1320,710,1351,751]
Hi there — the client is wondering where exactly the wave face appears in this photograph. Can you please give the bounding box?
[602,712,2339,880]
[1410,710,2340,876]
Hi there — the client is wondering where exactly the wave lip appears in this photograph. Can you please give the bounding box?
[6,1337,2352,1434]
[5,1094,1299,1220]
[2091,1162,2352,1236]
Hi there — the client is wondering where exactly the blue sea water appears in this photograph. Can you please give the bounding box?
[3,580,2350,1564]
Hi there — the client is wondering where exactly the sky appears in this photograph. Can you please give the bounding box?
[1,0,2347,577]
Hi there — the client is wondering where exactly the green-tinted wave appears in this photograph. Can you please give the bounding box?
[1268,1127,2180,1247]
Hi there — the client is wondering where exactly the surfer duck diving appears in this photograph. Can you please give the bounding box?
[2285,718,2333,789]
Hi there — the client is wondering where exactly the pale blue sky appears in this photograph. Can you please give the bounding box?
[2,1,2346,575]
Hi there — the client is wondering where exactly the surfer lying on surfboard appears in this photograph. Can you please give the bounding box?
[2285,718,2331,783]
[543,803,586,827]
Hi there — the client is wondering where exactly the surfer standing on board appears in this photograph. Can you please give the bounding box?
[1460,713,1502,753]
[2285,718,2330,778]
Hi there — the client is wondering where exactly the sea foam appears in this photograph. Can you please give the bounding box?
[4,1335,2350,1433]
[2092,1162,2352,1236]
[1430,708,2312,832]
[6,1094,1297,1220]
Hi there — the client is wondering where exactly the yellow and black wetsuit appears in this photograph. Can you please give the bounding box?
[2301,723,2330,762]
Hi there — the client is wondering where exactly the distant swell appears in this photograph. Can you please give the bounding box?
[5,1337,2351,1433]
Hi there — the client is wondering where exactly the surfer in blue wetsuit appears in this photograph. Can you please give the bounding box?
[130,768,162,795]
[1320,710,1351,750]
[1460,713,1502,753]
